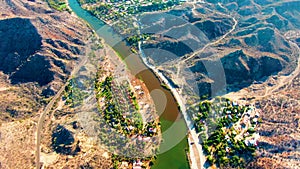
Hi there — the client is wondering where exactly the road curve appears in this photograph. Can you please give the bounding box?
[137,40,205,169]
[181,17,238,63]
[35,57,87,169]
[260,40,300,98]
[136,7,238,168]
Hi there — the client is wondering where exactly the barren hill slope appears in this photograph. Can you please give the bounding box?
[137,0,299,98]
[0,0,89,121]
[0,0,91,168]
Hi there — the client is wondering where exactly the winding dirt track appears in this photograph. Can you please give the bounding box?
[139,1,300,169]
[35,57,88,169]
[181,17,237,63]
[260,41,300,98]
[148,5,238,169]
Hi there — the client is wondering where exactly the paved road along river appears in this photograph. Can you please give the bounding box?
[67,0,190,168]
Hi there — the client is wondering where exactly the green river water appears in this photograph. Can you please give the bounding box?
[68,0,190,168]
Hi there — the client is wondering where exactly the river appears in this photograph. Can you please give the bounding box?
[67,0,190,168]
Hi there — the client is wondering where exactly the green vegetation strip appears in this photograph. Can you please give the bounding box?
[63,78,88,107]
[95,75,159,137]
[46,0,69,11]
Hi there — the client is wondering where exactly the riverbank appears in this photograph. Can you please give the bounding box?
[67,0,190,168]
[138,41,205,169]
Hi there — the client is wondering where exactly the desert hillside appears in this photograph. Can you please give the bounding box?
[0,0,92,168]
[0,0,299,168]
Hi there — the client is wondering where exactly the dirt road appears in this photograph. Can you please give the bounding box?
[35,57,88,169]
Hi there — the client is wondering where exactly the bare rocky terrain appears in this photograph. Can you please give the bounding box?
[247,73,300,169]
[0,1,159,168]
[137,0,300,168]
[140,0,300,98]
[0,0,107,168]
[0,0,89,122]
[0,0,299,168]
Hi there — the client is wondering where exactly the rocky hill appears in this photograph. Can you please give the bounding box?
[0,0,299,168]
[140,0,299,97]
[0,0,89,121]
[0,0,93,168]
[138,1,300,168]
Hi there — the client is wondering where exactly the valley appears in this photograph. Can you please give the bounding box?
[0,0,299,169]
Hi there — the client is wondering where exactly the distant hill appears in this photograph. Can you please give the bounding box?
[0,0,89,121]
[0,0,90,168]
[140,0,299,96]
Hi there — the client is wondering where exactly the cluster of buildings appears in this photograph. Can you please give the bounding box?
[94,0,175,16]
[232,104,260,147]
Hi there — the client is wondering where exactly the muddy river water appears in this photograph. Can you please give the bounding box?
[68,0,190,168]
